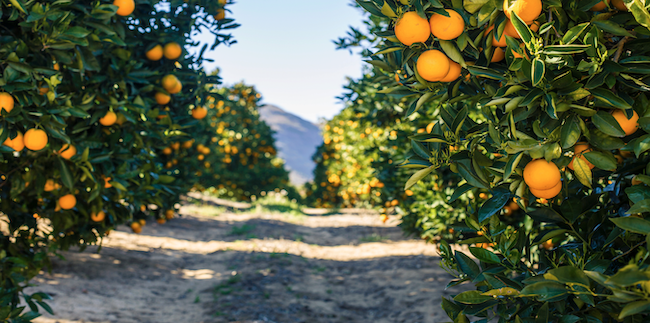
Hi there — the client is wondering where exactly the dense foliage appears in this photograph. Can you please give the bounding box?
[347,0,650,321]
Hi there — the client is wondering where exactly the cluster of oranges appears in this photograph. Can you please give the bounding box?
[395,10,463,82]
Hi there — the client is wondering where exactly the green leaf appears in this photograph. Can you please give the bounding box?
[405,166,435,190]
[573,157,593,188]
[453,290,492,304]
[482,287,520,297]
[606,264,650,287]
[620,300,650,319]
[503,152,523,181]
[612,216,650,236]
[592,111,626,137]
[439,40,465,65]
[57,158,74,190]
[469,246,501,264]
[593,20,635,37]
[560,116,581,149]
[455,251,480,280]
[520,281,567,301]
[626,199,650,215]
[531,58,545,87]
[626,0,650,32]
[449,183,473,202]
[478,189,511,222]
[464,0,490,14]
[545,266,590,286]
[457,162,489,189]
[9,0,28,14]
[510,12,533,44]
[582,151,617,171]
[542,45,590,55]
[591,88,632,109]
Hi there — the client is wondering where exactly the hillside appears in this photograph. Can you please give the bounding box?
[258,105,323,186]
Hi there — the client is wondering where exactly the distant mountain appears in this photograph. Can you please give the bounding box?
[258,105,322,186]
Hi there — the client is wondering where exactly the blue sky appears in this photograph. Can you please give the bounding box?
[194,1,367,124]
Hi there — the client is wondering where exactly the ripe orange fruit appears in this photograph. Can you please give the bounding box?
[590,0,609,11]
[59,144,76,159]
[156,218,166,224]
[165,209,174,220]
[632,176,644,185]
[44,179,59,192]
[0,93,14,114]
[440,61,461,82]
[155,92,171,105]
[171,142,180,150]
[198,154,205,161]
[530,180,562,199]
[164,42,182,60]
[91,211,106,222]
[146,45,163,61]
[104,176,112,188]
[416,50,451,82]
[192,107,208,119]
[568,143,595,171]
[162,147,172,155]
[214,9,226,20]
[162,74,179,91]
[39,87,49,95]
[139,219,146,226]
[53,63,60,71]
[182,140,194,149]
[394,12,430,46]
[131,222,142,234]
[59,194,76,210]
[523,159,561,190]
[3,131,24,151]
[479,192,488,199]
[429,9,465,40]
[612,0,627,10]
[100,111,117,126]
[113,0,135,16]
[491,47,505,62]
[541,239,554,250]
[503,0,542,23]
[169,81,182,94]
[218,0,227,5]
[485,25,507,47]
[24,129,48,151]
[612,109,639,136]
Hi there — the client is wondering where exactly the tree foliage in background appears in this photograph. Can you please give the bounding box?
[353,0,650,321]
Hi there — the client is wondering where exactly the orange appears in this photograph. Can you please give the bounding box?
[523,159,561,190]
[165,209,174,220]
[162,75,180,92]
[485,25,507,47]
[156,218,166,224]
[218,0,227,5]
[171,142,180,150]
[169,81,182,94]
[416,50,451,82]
[182,140,194,149]
[440,61,461,82]
[612,109,639,136]
[512,43,528,59]
[113,0,135,16]
[530,180,562,199]
[44,179,58,192]
[503,0,542,23]
[100,111,117,126]
[39,87,49,95]
[429,9,465,40]
[53,63,60,71]
[214,9,226,20]
[139,219,146,226]
[0,93,14,114]
[24,129,48,151]
[590,0,609,11]
[59,144,76,159]
[491,47,505,62]
[198,154,205,161]
[541,239,554,250]
[91,211,106,222]
[3,131,24,151]
[104,176,112,188]
[568,143,595,171]
[163,42,182,60]
[146,45,163,61]
[162,147,172,155]
[632,176,644,185]
[202,147,210,154]
[131,222,142,234]
[59,194,76,210]
[612,0,627,10]
[192,107,208,119]
[394,12,431,46]
[155,92,171,105]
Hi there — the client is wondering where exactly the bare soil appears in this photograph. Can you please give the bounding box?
[29,197,467,323]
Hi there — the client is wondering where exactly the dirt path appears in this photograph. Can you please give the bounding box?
[29,199,466,323]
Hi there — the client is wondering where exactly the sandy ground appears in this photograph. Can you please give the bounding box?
[28,197,468,323]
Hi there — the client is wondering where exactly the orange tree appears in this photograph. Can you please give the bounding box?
[0,0,236,320]
[164,81,298,201]
[357,0,650,320]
